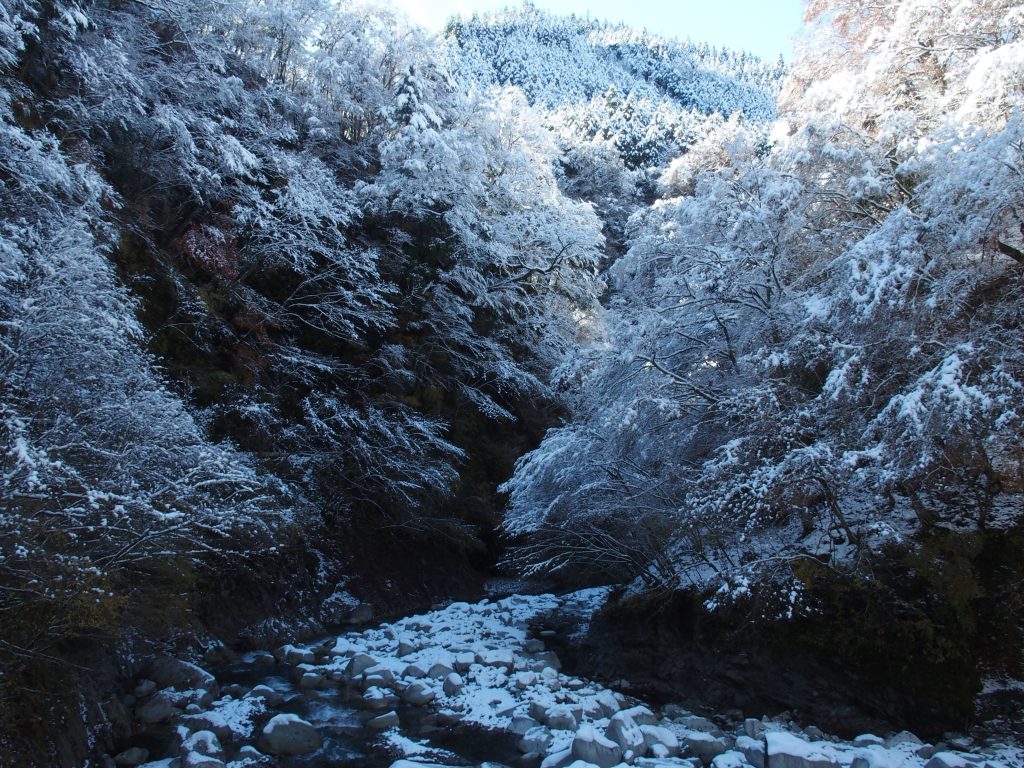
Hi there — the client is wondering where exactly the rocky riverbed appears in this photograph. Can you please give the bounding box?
[104,590,1023,768]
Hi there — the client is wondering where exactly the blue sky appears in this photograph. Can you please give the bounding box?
[390,0,805,62]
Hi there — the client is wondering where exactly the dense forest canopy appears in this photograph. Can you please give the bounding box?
[0,0,1022,762]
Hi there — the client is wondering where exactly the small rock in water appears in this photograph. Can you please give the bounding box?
[367,711,400,730]
[257,713,322,756]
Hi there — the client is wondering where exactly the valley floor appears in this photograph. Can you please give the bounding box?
[112,591,1023,768]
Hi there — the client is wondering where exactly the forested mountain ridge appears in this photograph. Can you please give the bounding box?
[1,0,1022,764]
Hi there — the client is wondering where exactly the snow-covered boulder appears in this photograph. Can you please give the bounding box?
[443,672,464,697]
[346,653,378,678]
[546,705,578,731]
[181,730,222,758]
[519,726,554,754]
[765,732,839,768]
[277,644,315,665]
[257,714,322,756]
[113,746,149,766]
[642,725,682,757]
[736,735,765,768]
[607,711,647,758]
[245,685,283,707]
[572,724,624,768]
[685,731,730,767]
[401,681,436,705]
[148,657,219,698]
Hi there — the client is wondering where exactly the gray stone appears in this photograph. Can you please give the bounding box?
[572,724,624,768]
[525,639,546,653]
[250,651,276,666]
[803,727,826,742]
[454,651,477,672]
[712,751,754,768]
[113,746,149,766]
[607,711,646,758]
[363,686,400,710]
[853,735,885,748]
[443,672,464,697]
[531,651,562,671]
[403,663,428,679]
[245,685,284,707]
[621,705,659,726]
[181,730,222,758]
[298,672,323,690]
[181,755,225,768]
[518,726,553,754]
[511,715,541,735]
[427,661,454,679]
[221,684,248,699]
[479,649,516,672]
[278,644,316,665]
[257,714,322,756]
[148,657,219,697]
[367,711,400,730]
[736,735,765,768]
[237,745,264,759]
[765,732,838,768]
[133,680,157,699]
[542,748,576,768]
[684,732,729,767]
[203,642,235,667]
[641,725,682,758]
[402,681,436,705]
[886,731,924,748]
[923,753,985,768]
[135,692,175,724]
[397,641,418,657]
[546,705,577,731]
[744,720,766,740]
[346,653,378,678]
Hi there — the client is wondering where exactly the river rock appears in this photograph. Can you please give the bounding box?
[346,653,378,678]
[525,639,545,653]
[277,644,315,665]
[181,755,226,768]
[685,732,729,767]
[181,730,222,758]
[454,651,477,672]
[148,657,219,698]
[541,748,575,768]
[298,671,324,690]
[642,725,682,758]
[744,720,766,739]
[593,690,620,717]
[622,705,659,726]
[512,714,541,734]
[765,732,838,768]
[923,753,985,768]
[678,715,720,734]
[572,724,624,768]
[853,735,885,748]
[546,705,578,731]
[479,649,515,672]
[428,661,455,679]
[257,714,322,756]
[608,711,646,758]
[363,686,400,710]
[135,692,175,724]
[519,726,553,754]
[246,685,284,707]
[368,711,400,730]
[443,672,464,696]
[133,679,157,699]
[713,750,754,768]
[886,731,923,748]
[402,681,436,705]
[113,746,149,766]
[397,640,418,657]
[403,663,428,679]
[736,735,765,768]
